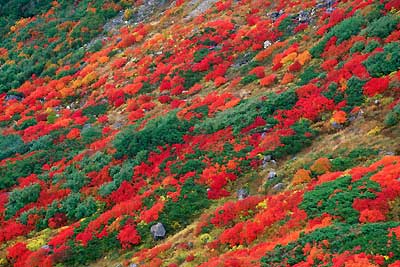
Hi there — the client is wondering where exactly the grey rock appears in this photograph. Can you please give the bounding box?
[263,40,272,49]
[5,94,24,101]
[270,10,284,21]
[268,170,277,179]
[237,188,249,200]
[150,222,166,240]
[272,183,285,191]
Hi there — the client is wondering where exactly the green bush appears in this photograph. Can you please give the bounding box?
[0,151,50,189]
[62,166,88,192]
[5,183,41,219]
[14,118,37,131]
[300,174,380,223]
[114,111,192,159]
[160,178,210,232]
[363,42,400,77]
[193,48,210,63]
[181,69,207,89]
[364,14,399,39]
[241,74,258,85]
[195,90,296,135]
[0,134,27,161]
[323,82,345,104]
[82,103,108,117]
[59,193,98,221]
[363,39,380,53]
[261,222,400,266]
[384,103,400,127]
[311,14,365,58]
[343,76,365,112]
[81,125,102,144]
[297,66,320,86]
[272,119,317,158]
[328,15,365,44]
[350,41,365,54]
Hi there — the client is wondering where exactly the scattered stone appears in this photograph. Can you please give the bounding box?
[114,264,123,267]
[5,94,24,101]
[232,52,254,68]
[297,10,312,23]
[237,188,249,200]
[129,264,138,267]
[316,0,334,9]
[263,40,272,49]
[270,10,284,21]
[331,121,342,129]
[41,245,51,250]
[261,131,267,139]
[272,183,285,191]
[83,123,92,129]
[150,222,166,240]
[268,170,277,179]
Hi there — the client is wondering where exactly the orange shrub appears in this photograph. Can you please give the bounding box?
[260,74,276,86]
[281,73,295,84]
[292,169,312,185]
[311,158,332,174]
[331,110,347,124]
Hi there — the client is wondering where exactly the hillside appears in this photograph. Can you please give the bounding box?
[0,0,400,266]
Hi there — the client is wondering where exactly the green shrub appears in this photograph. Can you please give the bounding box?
[343,76,365,112]
[364,14,398,39]
[62,166,88,192]
[300,174,379,223]
[0,134,27,161]
[14,118,37,131]
[261,222,400,266]
[160,178,210,232]
[196,91,296,135]
[363,42,400,77]
[181,69,207,89]
[5,183,41,219]
[297,66,320,86]
[82,103,108,117]
[350,41,365,54]
[241,74,258,85]
[81,125,102,144]
[384,103,400,127]
[193,48,210,63]
[323,82,345,104]
[272,119,317,158]
[170,159,206,175]
[363,40,380,53]
[114,111,192,159]
[0,151,50,189]
[59,193,98,221]
[328,15,365,44]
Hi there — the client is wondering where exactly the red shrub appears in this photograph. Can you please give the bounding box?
[363,77,390,97]
[288,61,302,72]
[359,209,385,223]
[117,223,141,249]
[259,74,276,86]
[249,66,265,78]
